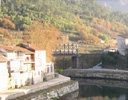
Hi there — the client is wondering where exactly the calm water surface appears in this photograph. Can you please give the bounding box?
[60,78,128,100]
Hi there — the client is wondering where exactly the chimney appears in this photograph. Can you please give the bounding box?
[27,42,30,47]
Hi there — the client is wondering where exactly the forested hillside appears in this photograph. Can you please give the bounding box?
[0,0,128,50]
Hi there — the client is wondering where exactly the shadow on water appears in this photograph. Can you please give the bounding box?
[61,78,128,100]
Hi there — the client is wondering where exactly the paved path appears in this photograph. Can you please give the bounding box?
[0,75,70,100]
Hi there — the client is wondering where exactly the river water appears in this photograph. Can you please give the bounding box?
[60,78,128,100]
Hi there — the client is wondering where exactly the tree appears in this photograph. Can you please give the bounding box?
[23,21,62,62]
[92,28,99,37]
[0,17,15,29]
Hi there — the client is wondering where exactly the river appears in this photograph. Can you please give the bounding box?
[59,78,128,100]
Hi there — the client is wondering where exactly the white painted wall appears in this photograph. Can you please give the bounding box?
[10,60,24,71]
[10,72,33,88]
[117,36,128,55]
[45,63,54,75]
[7,51,24,60]
[32,70,43,84]
[0,62,8,91]
[7,51,17,59]
[35,51,46,71]
[10,70,44,87]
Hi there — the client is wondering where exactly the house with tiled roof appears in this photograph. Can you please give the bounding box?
[0,46,25,72]
[17,42,54,83]
[117,35,128,55]
[17,42,46,84]
[0,43,55,90]
[103,46,117,52]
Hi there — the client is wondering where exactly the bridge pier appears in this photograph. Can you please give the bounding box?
[72,56,79,69]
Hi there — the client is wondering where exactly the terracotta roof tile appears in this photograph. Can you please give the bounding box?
[0,46,15,51]
[22,43,43,51]
[0,46,34,54]
[105,46,117,49]
[14,46,34,54]
[0,56,8,62]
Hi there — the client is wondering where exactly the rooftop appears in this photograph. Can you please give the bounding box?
[0,46,34,54]
[0,56,8,62]
[0,46,16,51]
[20,43,43,51]
[105,46,117,49]
[14,46,34,54]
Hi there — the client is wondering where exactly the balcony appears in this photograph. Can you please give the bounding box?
[24,59,35,64]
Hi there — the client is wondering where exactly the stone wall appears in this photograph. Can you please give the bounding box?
[63,69,128,81]
[75,79,128,89]
[78,54,101,69]
[13,81,79,100]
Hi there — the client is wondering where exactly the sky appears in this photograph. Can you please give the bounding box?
[98,0,128,13]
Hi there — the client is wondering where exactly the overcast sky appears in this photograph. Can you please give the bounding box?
[98,0,128,13]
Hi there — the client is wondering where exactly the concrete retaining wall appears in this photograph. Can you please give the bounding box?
[63,69,128,81]
[14,81,79,100]
[0,75,78,100]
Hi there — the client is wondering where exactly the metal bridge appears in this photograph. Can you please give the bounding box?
[52,43,78,57]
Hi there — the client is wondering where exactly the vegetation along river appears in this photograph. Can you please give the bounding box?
[59,78,128,100]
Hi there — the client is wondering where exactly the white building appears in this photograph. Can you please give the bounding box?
[100,39,105,44]
[103,46,117,52]
[0,43,55,90]
[0,46,34,88]
[0,56,8,91]
[117,35,128,55]
[17,43,54,83]
[0,46,25,72]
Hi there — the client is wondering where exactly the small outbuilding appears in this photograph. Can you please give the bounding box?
[103,46,117,52]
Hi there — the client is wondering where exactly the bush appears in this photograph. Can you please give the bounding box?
[43,77,47,81]
[102,54,117,64]
[54,73,59,78]
[52,98,58,100]
[56,69,63,74]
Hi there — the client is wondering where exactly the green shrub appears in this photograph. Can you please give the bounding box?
[43,77,47,81]
[57,69,63,74]
[51,98,58,100]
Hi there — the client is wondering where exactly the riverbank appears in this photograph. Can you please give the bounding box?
[0,75,78,100]
[63,69,128,81]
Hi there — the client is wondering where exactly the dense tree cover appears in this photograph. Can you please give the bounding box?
[0,14,15,29]
[1,0,128,44]
[23,21,62,62]
[0,27,12,39]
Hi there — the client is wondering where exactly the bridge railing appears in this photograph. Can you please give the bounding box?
[52,49,78,55]
[52,43,78,56]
